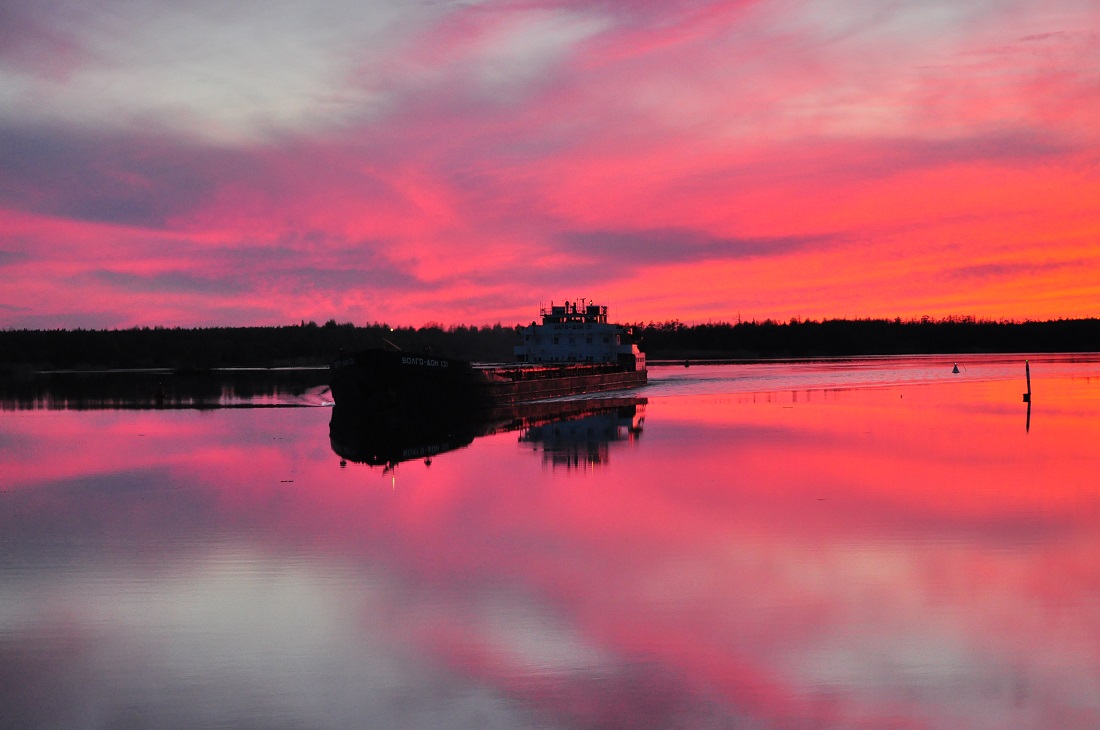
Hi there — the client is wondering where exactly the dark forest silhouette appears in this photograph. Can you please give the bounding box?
[2,317,1099,372]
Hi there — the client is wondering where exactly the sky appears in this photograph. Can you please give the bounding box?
[1,0,1098,329]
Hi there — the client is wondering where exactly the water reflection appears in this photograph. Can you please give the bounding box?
[2,356,1100,729]
[0,368,330,409]
[519,401,644,469]
[330,396,646,469]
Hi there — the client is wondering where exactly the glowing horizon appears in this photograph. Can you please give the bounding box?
[2,0,1098,329]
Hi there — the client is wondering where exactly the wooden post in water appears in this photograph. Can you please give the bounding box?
[1023,360,1031,402]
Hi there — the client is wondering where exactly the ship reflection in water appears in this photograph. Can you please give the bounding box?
[329,396,646,470]
[519,401,644,469]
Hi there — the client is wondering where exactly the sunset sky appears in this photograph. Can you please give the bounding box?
[2,0,1098,329]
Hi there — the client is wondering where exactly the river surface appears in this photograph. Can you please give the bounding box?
[2,354,1099,729]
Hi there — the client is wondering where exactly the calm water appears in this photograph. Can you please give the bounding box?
[2,355,1099,729]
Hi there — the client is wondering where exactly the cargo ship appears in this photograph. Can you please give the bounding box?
[329,301,646,414]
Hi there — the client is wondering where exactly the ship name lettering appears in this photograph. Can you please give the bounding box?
[401,356,448,367]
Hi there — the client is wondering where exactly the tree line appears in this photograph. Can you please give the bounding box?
[2,316,1098,372]
[633,317,1100,360]
[0,320,521,372]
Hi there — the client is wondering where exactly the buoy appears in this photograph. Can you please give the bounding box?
[952,363,959,374]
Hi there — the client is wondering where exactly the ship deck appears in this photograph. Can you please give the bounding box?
[472,361,637,382]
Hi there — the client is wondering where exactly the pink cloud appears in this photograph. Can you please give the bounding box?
[1,0,1099,327]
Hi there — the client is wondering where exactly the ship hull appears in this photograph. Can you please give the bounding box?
[329,348,646,415]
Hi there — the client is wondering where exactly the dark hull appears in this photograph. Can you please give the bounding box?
[329,349,646,414]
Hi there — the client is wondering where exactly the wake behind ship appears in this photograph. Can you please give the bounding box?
[329,301,646,414]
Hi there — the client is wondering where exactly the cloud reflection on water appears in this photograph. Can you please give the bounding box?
[1,357,1099,728]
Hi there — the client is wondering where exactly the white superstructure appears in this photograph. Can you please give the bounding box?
[514,301,645,370]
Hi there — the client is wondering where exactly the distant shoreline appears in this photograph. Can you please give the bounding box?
[2,317,1098,372]
[646,352,1100,366]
